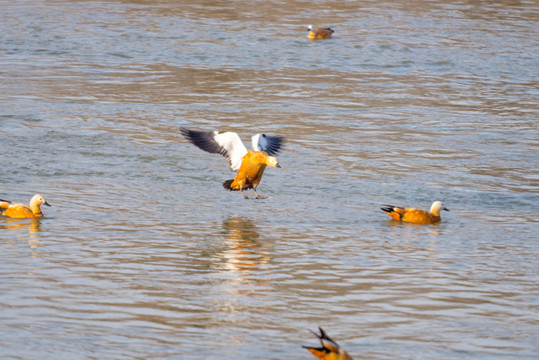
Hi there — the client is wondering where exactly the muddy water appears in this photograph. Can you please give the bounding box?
[1,1,538,359]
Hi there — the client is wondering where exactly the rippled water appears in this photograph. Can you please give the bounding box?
[1,0,538,359]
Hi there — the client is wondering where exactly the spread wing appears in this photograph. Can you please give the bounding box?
[180,128,248,171]
[251,133,284,156]
[317,327,341,354]
[303,327,352,360]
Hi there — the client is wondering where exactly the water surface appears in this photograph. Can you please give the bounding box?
[1,0,538,359]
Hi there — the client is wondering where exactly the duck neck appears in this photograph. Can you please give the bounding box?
[29,201,42,215]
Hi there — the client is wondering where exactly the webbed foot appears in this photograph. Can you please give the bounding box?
[253,189,267,199]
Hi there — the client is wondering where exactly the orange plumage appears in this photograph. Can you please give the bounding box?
[0,194,51,218]
[307,25,334,40]
[304,327,353,360]
[222,151,280,198]
[381,201,449,225]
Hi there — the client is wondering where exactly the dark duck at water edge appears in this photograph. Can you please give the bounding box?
[307,25,334,40]
[303,327,353,360]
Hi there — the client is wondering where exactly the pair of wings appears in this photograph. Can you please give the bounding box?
[303,327,352,360]
[180,128,283,172]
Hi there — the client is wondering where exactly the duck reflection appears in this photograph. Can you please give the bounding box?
[220,217,270,273]
[208,217,273,321]
[383,218,442,236]
[0,217,42,248]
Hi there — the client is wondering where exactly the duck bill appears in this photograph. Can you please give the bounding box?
[275,163,281,168]
[44,201,51,207]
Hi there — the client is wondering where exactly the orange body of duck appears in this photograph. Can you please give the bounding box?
[304,327,353,360]
[381,201,449,225]
[223,150,280,198]
[307,25,334,40]
[0,194,51,218]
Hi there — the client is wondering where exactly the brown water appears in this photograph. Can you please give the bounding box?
[1,0,538,359]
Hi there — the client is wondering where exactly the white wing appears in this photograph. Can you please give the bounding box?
[180,128,248,171]
[251,133,284,156]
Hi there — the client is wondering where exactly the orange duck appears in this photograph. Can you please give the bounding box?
[307,25,334,40]
[304,327,353,360]
[180,128,283,199]
[0,194,51,218]
[381,201,449,225]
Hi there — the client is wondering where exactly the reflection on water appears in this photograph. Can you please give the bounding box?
[208,217,272,319]
[1,217,43,261]
[383,217,443,235]
[220,217,269,273]
[1,217,42,245]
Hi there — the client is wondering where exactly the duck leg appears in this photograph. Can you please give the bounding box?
[253,188,267,199]
[240,185,249,199]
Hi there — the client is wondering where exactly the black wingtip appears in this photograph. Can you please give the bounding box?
[318,327,334,343]
[308,327,331,341]
[261,135,285,156]
[180,128,225,155]
[303,328,330,353]
[179,127,190,140]
[381,205,394,213]
[179,127,191,138]
[179,128,198,147]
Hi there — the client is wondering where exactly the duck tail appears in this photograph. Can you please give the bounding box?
[381,205,395,213]
[222,179,235,191]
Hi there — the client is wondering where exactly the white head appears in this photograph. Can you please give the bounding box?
[266,156,281,168]
[430,201,448,214]
[30,194,51,208]
[307,24,315,31]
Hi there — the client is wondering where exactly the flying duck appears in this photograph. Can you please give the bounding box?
[180,128,283,199]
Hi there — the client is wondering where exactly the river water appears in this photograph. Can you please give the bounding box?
[1,1,538,359]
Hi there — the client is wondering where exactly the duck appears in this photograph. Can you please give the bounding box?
[381,201,449,225]
[303,327,353,360]
[307,25,334,40]
[180,128,283,199]
[0,194,51,218]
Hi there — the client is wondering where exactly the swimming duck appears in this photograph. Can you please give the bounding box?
[304,327,353,360]
[180,128,283,199]
[381,201,449,224]
[307,25,334,40]
[0,194,51,218]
